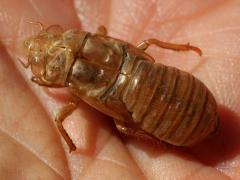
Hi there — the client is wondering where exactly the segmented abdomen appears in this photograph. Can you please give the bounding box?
[122,60,219,146]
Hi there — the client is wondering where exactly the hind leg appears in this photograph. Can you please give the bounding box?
[137,38,202,56]
[114,119,159,143]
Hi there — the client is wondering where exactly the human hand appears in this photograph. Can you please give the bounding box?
[0,1,239,179]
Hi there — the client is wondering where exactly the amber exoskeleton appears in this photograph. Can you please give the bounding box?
[20,23,219,151]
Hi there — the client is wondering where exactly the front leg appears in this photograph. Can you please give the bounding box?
[55,98,79,152]
[31,77,65,88]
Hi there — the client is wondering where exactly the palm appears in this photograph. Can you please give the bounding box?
[0,1,239,179]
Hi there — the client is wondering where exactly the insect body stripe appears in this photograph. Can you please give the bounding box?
[131,62,153,115]
[180,81,207,144]
[173,79,200,142]
[197,102,211,137]
[161,71,191,140]
[172,77,205,143]
[166,74,195,143]
[149,68,178,134]
[182,90,209,144]
[134,65,163,124]
[140,66,174,133]
[153,68,180,136]
[139,65,167,130]
[191,93,217,142]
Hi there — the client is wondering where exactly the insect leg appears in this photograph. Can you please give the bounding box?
[96,26,108,36]
[26,20,44,31]
[114,119,159,143]
[17,57,30,68]
[55,99,79,152]
[137,39,202,56]
[31,77,65,88]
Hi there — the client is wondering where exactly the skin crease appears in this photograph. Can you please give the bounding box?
[0,0,240,179]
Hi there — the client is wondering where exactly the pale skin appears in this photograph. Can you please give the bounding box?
[0,1,240,180]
